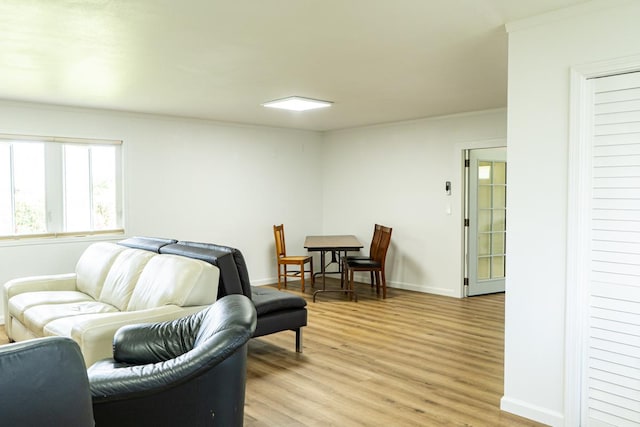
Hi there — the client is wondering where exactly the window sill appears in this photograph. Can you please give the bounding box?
[0,230,125,248]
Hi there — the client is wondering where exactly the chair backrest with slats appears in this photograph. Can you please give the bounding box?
[273,224,287,259]
[369,224,383,257]
[373,225,392,267]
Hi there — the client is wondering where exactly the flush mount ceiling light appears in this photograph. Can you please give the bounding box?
[262,96,332,112]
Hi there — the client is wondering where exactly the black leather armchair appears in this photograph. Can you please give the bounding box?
[0,336,94,427]
[88,295,257,427]
[119,236,308,352]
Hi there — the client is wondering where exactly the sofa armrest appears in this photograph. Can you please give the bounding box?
[89,328,245,399]
[3,274,77,325]
[56,305,207,367]
[111,315,199,364]
[4,274,78,298]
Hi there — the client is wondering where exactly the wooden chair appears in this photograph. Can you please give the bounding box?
[345,225,392,300]
[273,224,314,292]
[341,224,383,288]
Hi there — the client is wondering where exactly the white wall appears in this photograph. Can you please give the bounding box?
[0,101,323,320]
[322,109,507,298]
[503,1,640,425]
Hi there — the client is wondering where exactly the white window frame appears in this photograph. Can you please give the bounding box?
[0,133,124,241]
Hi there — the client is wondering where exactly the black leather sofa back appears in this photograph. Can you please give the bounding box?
[118,237,251,299]
[161,241,252,299]
[0,337,94,427]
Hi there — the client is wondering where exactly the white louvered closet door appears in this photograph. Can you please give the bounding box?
[587,71,640,427]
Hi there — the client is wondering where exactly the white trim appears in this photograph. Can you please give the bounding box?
[500,396,564,427]
[0,132,121,145]
[566,54,640,427]
[328,108,507,135]
[565,67,594,427]
[387,281,457,298]
[505,0,632,33]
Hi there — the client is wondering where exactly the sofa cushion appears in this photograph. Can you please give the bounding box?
[23,301,119,336]
[99,249,156,311]
[9,291,94,323]
[76,243,127,300]
[160,243,247,299]
[127,255,219,311]
[251,287,307,316]
[176,241,253,299]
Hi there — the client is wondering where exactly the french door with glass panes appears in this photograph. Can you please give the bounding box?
[467,147,507,296]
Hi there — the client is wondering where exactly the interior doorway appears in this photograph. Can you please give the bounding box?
[464,147,507,296]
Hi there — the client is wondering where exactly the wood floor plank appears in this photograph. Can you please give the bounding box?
[246,280,545,426]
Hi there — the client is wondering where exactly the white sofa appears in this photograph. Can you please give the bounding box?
[2,242,220,366]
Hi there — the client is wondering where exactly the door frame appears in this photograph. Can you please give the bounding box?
[566,54,640,426]
[453,138,506,298]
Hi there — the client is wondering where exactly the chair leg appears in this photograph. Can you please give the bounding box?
[310,258,314,286]
[277,264,282,290]
[381,270,387,299]
[375,271,381,295]
[300,261,305,293]
[295,328,303,353]
[348,268,355,301]
[370,271,374,288]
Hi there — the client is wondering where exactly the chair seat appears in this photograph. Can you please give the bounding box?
[347,259,381,269]
[280,255,312,263]
[345,255,372,261]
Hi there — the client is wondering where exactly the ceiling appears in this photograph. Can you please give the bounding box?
[0,0,588,131]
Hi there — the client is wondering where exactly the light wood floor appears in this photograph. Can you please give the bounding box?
[246,279,544,427]
[0,279,545,426]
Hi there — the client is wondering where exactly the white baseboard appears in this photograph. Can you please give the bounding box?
[500,396,564,427]
[251,278,278,287]
[252,277,461,298]
[388,280,460,298]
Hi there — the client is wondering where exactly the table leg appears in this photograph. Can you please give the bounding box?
[313,248,358,302]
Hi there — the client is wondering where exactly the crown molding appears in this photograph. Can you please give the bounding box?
[505,0,633,33]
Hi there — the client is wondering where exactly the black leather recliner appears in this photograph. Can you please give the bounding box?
[88,294,257,427]
[118,236,308,352]
[0,336,94,427]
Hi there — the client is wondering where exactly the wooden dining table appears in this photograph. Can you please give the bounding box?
[304,235,363,301]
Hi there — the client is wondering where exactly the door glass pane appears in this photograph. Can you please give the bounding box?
[478,185,491,209]
[492,232,505,254]
[13,143,46,234]
[478,233,490,256]
[493,185,506,208]
[478,161,492,184]
[479,209,492,232]
[493,162,506,184]
[493,209,506,231]
[491,256,505,279]
[0,144,11,235]
[478,257,490,280]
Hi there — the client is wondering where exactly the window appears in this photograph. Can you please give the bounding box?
[0,134,123,239]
